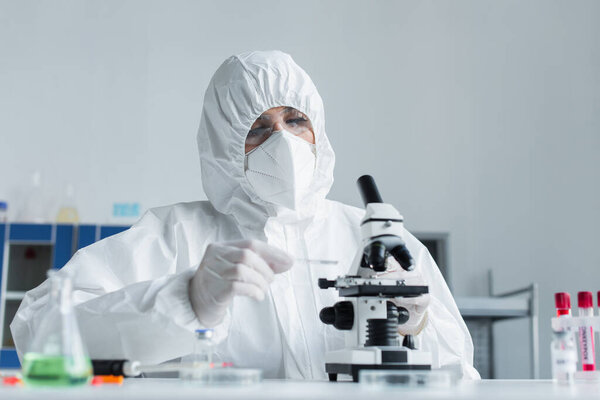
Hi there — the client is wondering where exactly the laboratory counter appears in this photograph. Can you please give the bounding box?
[0,379,599,400]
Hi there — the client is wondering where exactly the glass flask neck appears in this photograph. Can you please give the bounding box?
[48,271,73,312]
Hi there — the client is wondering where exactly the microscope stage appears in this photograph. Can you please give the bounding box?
[338,285,429,298]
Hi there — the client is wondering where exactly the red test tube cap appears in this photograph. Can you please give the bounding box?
[578,291,593,308]
[555,292,571,309]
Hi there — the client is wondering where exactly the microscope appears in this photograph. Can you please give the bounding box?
[318,175,432,382]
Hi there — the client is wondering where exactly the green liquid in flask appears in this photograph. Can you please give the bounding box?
[22,353,92,387]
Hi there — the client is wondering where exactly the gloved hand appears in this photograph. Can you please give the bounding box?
[376,257,431,336]
[391,294,430,336]
[189,239,293,327]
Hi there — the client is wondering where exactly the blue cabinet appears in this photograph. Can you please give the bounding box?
[0,223,129,368]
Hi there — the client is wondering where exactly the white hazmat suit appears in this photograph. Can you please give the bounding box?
[11,50,479,380]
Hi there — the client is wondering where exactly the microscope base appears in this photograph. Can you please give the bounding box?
[325,362,431,382]
[324,347,431,382]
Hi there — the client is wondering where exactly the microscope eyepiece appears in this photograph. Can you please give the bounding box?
[366,241,387,272]
[357,175,383,205]
[390,244,414,271]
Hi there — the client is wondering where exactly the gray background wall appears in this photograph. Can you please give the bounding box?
[1,0,599,378]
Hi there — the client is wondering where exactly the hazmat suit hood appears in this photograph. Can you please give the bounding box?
[197,50,335,229]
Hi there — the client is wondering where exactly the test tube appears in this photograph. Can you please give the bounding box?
[555,292,571,317]
[577,291,595,371]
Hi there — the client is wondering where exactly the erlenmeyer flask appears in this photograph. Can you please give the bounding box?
[22,270,92,387]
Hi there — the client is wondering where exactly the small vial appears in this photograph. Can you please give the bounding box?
[551,330,577,385]
[180,329,214,382]
[577,291,595,371]
[192,329,214,367]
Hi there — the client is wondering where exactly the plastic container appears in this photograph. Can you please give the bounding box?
[180,367,262,385]
[56,184,79,223]
[551,330,578,384]
[110,202,141,224]
[359,370,456,389]
[17,171,48,223]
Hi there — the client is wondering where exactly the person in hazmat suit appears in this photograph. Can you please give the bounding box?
[11,50,479,380]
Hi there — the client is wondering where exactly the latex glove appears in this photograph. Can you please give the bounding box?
[391,294,430,336]
[189,239,293,327]
[376,257,431,336]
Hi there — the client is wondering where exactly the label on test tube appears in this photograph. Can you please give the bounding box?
[578,291,595,371]
[555,292,571,317]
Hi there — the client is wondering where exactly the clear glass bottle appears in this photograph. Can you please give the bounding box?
[192,329,214,367]
[18,171,48,223]
[56,184,79,223]
[180,329,214,381]
[551,329,578,385]
[22,270,92,387]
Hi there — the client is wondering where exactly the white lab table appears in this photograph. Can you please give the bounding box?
[1,379,599,400]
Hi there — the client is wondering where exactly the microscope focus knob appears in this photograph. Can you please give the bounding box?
[319,301,354,330]
[367,241,387,272]
[318,278,336,289]
[390,244,414,271]
[396,306,410,325]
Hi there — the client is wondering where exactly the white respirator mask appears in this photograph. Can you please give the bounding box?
[244,130,316,211]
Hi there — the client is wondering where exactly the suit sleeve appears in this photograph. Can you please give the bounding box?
[10,208,230,365]
[406,232,481,379]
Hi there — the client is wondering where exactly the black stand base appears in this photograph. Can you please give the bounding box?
[325,363,431,383]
